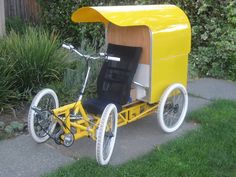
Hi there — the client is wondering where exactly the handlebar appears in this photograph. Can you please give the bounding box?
[62,44,73,50]
[99,52,120,62]
[62,43,120,62]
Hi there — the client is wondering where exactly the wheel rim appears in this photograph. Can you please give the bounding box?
[96,104,118,165]
[33,94,56,138]
[158,83,188,133]
[103,112,116,160]
[163,88,185,129]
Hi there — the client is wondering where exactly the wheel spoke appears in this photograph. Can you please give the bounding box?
[46,97,52,110]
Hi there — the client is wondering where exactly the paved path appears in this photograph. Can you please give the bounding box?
[0,78,236,177]
[188,78,236,100]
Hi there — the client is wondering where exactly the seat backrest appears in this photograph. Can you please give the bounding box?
[97,43,142,105]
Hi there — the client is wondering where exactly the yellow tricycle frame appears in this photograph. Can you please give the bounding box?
[53,100,158,141]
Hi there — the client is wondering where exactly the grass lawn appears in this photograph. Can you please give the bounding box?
[44,100,236,177]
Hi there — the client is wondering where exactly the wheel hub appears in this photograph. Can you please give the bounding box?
[173,104,179,113]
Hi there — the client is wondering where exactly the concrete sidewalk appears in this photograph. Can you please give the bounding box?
[0,78,236,177]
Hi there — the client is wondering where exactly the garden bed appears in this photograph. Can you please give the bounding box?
[0,105,28,140]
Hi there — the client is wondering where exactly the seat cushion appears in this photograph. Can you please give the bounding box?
[83,98,122,115]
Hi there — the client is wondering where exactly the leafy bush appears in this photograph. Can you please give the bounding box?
[185,0,236,80]
[37,0,236,80]
[1,27,67,93]
[5,17,28,35]
[37,0,105,49]
[190,30,236,79]
[0,57,17,108]
[0,27,68,108]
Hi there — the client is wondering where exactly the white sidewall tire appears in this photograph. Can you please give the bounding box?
[158,83,188,133]
[96,104,118,165]
[28,88,59,143]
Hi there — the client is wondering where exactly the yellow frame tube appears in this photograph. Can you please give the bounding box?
[52,100,158,142]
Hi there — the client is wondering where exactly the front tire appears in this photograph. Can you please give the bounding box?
[158,83,188,133]
[96,104,118,165]
[28,88,59,143]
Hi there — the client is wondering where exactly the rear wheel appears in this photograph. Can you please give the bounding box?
[158,83,188,133]
[28,88,59,143]
[96,104,118,165]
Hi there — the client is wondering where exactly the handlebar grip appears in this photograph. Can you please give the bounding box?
[107,56,120,62]
[62,44,71,50]
[99,52,106,57]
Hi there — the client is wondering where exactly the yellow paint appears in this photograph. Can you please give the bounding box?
[52,99,157,141]
[72,5,191,103]
[118,101,158,127]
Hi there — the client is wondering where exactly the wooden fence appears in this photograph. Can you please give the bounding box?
[3,0,165,24]
[4,0,41,23]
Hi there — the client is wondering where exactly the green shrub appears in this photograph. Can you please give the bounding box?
[0,57,17,108]
[5,17,28,35]
[1,27,67,94]
[0,27,68,108]
[185,0,236,80]
[37,0,236,80]
[49,59,102,105]
[190,29,236,80]
[37,0,105,49]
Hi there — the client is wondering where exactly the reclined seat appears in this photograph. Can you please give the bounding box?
[83,43,142,115]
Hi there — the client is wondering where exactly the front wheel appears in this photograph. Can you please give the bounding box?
[96,104,118,165]
[158,83,188,133]
[28,88,59,143]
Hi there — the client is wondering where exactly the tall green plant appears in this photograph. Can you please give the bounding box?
[0,57,16,108]
[2,27,67,93]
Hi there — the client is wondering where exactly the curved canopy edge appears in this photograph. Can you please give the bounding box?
[71,5,190,32]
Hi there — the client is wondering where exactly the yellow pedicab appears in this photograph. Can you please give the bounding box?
[28,5,191,165]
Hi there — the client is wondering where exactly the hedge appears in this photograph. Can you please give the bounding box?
[37,0,236,80]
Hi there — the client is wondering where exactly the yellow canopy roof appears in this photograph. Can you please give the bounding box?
[72,5,191,104]
[71,5,190,33]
